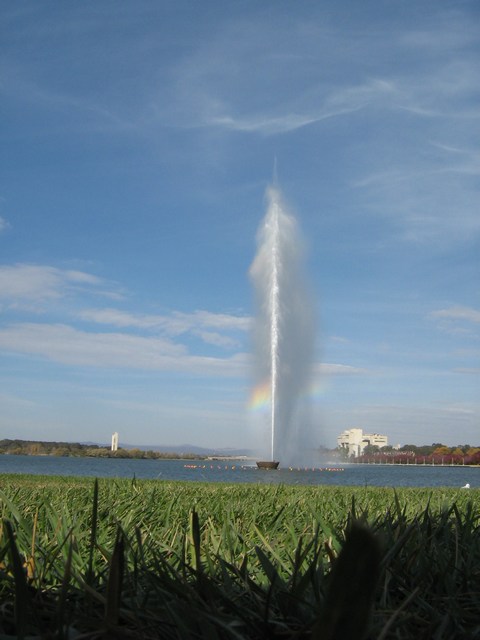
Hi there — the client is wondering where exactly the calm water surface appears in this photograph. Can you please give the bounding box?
[0,455,478,488]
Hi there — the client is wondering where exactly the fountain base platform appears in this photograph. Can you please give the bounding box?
[256,461,280,470]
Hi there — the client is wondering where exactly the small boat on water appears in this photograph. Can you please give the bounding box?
[256,460,280,470]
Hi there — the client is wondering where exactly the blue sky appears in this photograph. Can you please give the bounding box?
[1,1,478,450]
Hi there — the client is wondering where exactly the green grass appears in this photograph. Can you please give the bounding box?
[0,475,479,638]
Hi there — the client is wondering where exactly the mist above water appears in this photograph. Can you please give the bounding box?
[249,185,315,466]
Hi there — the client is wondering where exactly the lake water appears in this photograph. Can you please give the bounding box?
[0,455,477,488]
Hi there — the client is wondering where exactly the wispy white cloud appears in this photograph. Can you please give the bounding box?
[176,310,250,332]
[432,306,480,324]
[315,363,369,376]
[0,264,121,307]
[352,142,480,244]
[0,322,249,377]
[354,143,480,189]
[392,62,480,119]
[209,106,358,135]
[79,308,250,332]
[329,336,351,345]
[430,306,480,342]
[78,308,161,329]
[0,264,78,301]
[0,216,10,233]
[79,307,250,350]
[204,78,397,135]
[399,22,478,52]
[192,330,240,349]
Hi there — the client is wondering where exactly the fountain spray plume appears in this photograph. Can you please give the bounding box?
[250,184,315,466]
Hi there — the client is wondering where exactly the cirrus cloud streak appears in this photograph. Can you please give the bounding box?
[0,322,249,377]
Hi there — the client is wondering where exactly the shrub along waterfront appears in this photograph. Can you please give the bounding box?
[346,444,480,466]
[0,475,479,638]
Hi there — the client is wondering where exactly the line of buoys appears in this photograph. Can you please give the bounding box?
[287,467,345,472]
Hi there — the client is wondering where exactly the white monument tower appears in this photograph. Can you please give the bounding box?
[111,432,119,452]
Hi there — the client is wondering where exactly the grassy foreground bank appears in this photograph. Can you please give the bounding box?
[0,475,479,639]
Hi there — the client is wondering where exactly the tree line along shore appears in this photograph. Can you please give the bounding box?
[346,443,480,466]
[0,438,201,459]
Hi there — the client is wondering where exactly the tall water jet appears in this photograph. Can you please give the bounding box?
[250,185,315,466]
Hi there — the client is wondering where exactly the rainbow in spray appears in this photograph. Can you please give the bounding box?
[249,380,272,412]
[249,379,324,413]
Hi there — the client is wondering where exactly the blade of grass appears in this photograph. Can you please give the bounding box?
[104,527,125,628]
[4,519,31,639]
[56,539,73,640]
[86,478,99,587]
[189,509,202,573]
